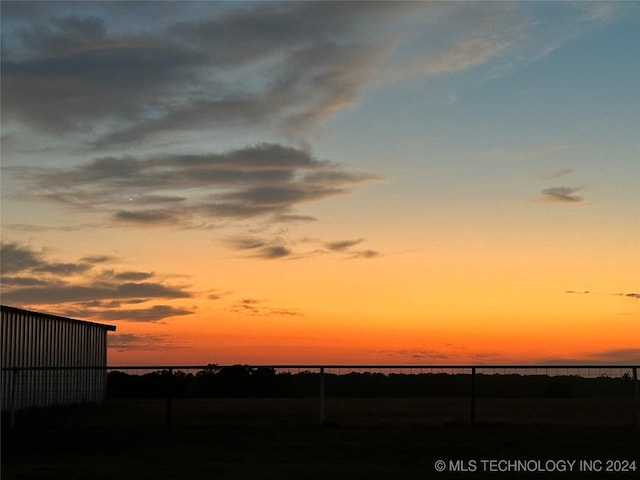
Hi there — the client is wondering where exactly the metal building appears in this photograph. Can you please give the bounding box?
[1,305,116,412]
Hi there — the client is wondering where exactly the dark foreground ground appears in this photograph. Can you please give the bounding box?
[3,399,639,479]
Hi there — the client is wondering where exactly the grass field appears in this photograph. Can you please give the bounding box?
[3,398,640,479]
[5,397,638,427]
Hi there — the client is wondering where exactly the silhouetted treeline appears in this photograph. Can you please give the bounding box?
[106,365,636,399]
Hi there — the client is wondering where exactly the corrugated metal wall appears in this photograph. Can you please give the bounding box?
[1,305,116,411]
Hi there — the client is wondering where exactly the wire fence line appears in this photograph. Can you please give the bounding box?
[2,364,639,428]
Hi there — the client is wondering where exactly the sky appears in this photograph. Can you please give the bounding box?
[1,1,638,366]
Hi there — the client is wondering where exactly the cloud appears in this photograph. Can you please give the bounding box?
[94,305,193,322]
[226,234,379,260]
[1,242,192,321]
[19,143,379,227]
[575,2,619,23]
[80,255,114,264]
[226,235,291,259]
[112,271,154,282]
[566,291,640,299]
[589,348,640,364]
[227,237,269,251]
[349,249,380,260]
[539,348,640,365]
[542,168,574,180]
[0,243,48,274]
[0,2,424,147]
[382,349,452,362]
[0,242,109,276]
[614,293,640,300]
[108,333,185,351]
[1,2,550,151]
[443,92,457,107]
[2,281,190,305]
[114,209,189,225]
[541,187,583,203]
[230,298,301,317]
[207,289,230,301]
[254,245,291,260]
[321,239,379,259]
[324,239,363,252]
[1,276,55,287]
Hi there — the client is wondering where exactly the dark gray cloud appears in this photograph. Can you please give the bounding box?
[95,305,193,322]
[1,242,192,321]
[227,236,269,251]
[207,288,231,301]
[107,333,184,351]
[226,235,379,260]
[349,249,380,259]
[25,143,379,226]
[80,255,114,264]
[226,236,292,259]
[614,292,640,300]
[382,349,451,361]
[2,2,598,155]
[114,209,189,225]
[257,245,291,259]
[230,298,301,317]
[566,291,640,299]
[0,243,45,274]
[1,276,54,287]
[325,239,363,252]
[272,213,317,223]
[114,271,154,282]
[323,239,380,259]
[541,186,583,203]
[0,242,102,275]
[96,270,154,282]
[2,281,190,305]
[1,2,425,147]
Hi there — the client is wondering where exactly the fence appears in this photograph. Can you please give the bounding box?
[2,364,639,428]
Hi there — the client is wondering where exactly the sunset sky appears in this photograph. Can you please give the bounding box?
[1,1,638,366]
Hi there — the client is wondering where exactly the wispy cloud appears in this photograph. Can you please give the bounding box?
[226,235,379,260]
[1,242,192,322]
[613,292,640,300]
[108,333,187,351]
[0,2,428,147]
[324,239,363,252]
[14,144,379,228]
[541,186,583,203]
[226,235,292,259]
[565,290,640,300]
[542,168,574,180]
[230,298,301,317]
[349,249,380,260]
[539,348,640,365]
[576,2,619,23]
[381,348,451,362]
[443,92,457,107]
[94,305,193,322]
[1,1,582,151]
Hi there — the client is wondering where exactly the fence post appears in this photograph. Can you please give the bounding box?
[633,367,639,428]
[470,367,476,426]
[319,367,326,426]
[166,368,173,428]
